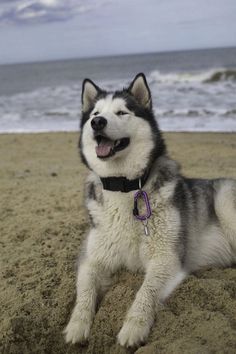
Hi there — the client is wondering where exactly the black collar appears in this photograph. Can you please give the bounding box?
[100,169,150,192]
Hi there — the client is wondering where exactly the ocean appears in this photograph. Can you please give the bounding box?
[0,47,236,133]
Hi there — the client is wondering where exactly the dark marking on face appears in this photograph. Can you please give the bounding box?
[79,91,108,169]
[113,89,166,166]
[78,136,90,169]
[80,91,108,129]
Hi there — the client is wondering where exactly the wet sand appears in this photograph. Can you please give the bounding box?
[0,132,236,354]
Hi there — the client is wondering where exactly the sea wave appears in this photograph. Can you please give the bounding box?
[148,68,236,84]
[204,69,236,83]
[156,108,236,118]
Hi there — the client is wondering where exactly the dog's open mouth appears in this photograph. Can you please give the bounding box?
[95,134,130,158]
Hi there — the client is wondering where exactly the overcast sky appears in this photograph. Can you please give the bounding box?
[0,0,236,64]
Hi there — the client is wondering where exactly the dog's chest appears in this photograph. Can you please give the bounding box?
[88,191,145,272]
[87,185,177,272]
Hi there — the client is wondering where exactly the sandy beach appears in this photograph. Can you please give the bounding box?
[0,132,236,354]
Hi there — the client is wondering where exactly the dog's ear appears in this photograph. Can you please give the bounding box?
[128,73,152,109]
[82,79,102,112]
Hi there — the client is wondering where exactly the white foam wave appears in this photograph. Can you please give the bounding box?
[156,108,236,118]
[148,68,236,84]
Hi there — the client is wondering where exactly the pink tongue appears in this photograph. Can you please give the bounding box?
[96,141,114,157]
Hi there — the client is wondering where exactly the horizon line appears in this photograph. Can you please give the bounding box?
[1,44,236,67]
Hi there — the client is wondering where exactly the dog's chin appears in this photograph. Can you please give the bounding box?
[94,134,130,160]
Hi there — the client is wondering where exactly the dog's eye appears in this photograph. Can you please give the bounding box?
[116,111,127,116]
[93,111,99,116]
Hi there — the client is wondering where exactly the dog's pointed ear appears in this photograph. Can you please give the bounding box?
[82,79,101,112]
[128,73,152,109]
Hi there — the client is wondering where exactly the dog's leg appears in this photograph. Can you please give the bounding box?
[118,256,185,347]
[64,249,111,344]
[64,260,101,344]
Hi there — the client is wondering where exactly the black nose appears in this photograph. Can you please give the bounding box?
[91,116,107,131]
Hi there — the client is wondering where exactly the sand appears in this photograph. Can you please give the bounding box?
[0,132,236,354]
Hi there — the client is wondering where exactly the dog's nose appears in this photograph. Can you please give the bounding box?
[91,116,107,131]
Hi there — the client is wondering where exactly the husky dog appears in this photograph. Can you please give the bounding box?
[64,73,236,347]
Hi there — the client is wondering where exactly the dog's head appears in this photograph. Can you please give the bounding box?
[79,73,166,179]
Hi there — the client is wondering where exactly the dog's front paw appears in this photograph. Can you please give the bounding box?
[64,315,91,344]
[117,316,151,347]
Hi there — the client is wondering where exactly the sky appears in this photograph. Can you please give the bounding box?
[0,0,236,64]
